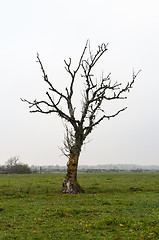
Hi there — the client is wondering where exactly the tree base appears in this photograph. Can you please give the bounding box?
[62,178,84,194]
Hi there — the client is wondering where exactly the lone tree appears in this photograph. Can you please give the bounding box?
[21,41,140,193]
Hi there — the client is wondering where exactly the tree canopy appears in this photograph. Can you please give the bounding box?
[22,41,140,193]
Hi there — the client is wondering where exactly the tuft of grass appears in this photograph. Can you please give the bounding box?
[0,172,159,239]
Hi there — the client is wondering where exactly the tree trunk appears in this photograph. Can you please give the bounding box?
[62,147,84,194]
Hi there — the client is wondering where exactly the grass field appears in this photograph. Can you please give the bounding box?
[0,172,159,239]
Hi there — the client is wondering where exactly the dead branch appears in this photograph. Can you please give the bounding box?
[22,41,140,156]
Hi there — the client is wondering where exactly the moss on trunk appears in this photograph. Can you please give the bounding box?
[62,147,84,194]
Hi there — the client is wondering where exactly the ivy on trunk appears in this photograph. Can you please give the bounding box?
[21,41,140,193]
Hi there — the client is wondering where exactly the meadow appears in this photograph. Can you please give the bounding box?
[0,171,159,239]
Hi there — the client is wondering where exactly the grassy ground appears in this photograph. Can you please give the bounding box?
[0,172,159,239]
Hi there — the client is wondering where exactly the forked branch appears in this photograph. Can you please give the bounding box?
[21,41,140,156]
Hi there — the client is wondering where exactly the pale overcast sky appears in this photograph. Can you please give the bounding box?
[0,0,159,166]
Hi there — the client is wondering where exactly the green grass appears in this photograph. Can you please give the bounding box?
[0,172,159,239]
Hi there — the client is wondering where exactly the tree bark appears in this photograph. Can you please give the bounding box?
[62,147,84,194]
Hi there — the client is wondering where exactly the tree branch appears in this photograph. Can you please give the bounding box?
[37,53,67,101]
[22,41,140,157]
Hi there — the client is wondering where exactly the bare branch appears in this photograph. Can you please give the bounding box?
[83,107,127,137]
[22,41,140,161]
[75,40,89,74]
[37,53,67,101]
[90,43,108,68]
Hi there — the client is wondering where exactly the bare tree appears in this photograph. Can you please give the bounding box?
[5,157,31,174]
[21,41,140,193]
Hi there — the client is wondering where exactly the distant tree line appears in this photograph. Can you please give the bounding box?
[0,157,31,174]
[1,160,158,174]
